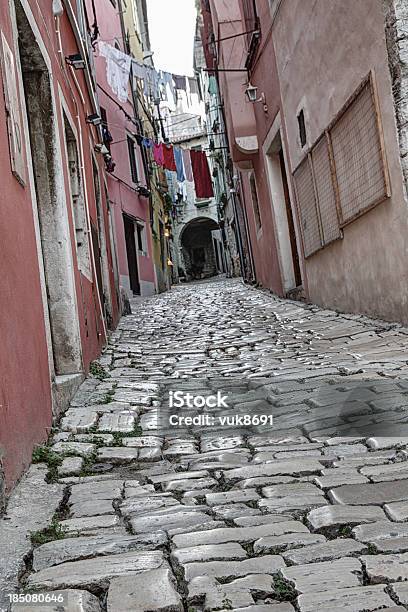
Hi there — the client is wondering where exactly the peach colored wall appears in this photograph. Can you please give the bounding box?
[273,0,408,323]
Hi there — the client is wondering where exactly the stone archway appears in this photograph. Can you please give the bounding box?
[180,217,220,281]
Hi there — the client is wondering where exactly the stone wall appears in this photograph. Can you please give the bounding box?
[383,0,408,194]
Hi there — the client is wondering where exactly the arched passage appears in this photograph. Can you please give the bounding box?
[180,217,220,280]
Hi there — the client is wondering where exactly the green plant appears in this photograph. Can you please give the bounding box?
[30,518,67,545]
[101,392,114,404]
[338,525,353,538]
[366,543,378,554]
[273,576,297,602]
[89,361,109,380]
[32,445,62,481]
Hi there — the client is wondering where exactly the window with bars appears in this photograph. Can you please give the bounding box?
[242,0,261,69]
[127,136,139,184]
[293,73,389,259]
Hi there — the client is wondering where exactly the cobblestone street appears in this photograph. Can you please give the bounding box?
[3,278,408,611]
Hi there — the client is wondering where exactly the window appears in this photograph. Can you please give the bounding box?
[330,76,389,224]
[76,0,86,39]
[127,136,139,183]
[249,172,262,229]
[298,109,307,148]
[64,115,91,278]
[100,107,111,153]
[136,223,146,253]
[242,0,261,69]
[293,73,389,258]
[242,0,259,44]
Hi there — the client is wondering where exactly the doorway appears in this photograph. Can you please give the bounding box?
[123,214,140,295]
[278,149,302,287]
[265,125,302,292]
[15,1,82,375]
[92,158,113,328]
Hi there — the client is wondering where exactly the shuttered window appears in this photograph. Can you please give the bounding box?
[293,156,322,257]
[293,72,389,259]
[330,78,389,224]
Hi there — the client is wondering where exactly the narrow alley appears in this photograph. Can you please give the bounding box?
[2,278,408,611]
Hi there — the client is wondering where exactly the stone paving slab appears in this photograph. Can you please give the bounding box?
[172,521,309,548]
[107,568,183,612]
[280,557,362,593]
[27,551,167,590]
[32,532,167,571]
[329,479,408,505]
[362,552,408,582]
[296,584,396,611]
[182,555,285,581]
[282,537,367,565]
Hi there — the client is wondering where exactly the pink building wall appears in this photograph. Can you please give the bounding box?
[90,0,156,297]
[207,0,295,296]
[0,0,119,494]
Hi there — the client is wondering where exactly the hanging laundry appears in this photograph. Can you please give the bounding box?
[163,143,177,172]
[173,74,187,91]
[173,147,185,182]
[99,42,131,103]
[132,60,146,81]
[208,75,217,96]
[182,148,193,182]
[142,137,153,148]
[153,142,164,166]
[163,72,176,105]
[188,77,199,95]
[190,149,214,198]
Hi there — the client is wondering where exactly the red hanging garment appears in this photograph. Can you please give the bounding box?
[153,142,164,166]
[190,149,214,198]
[162,144,177,172]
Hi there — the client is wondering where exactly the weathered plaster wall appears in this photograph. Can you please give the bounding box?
[0,0,119,495]
[273,0,408,323]
[0,5,53,492]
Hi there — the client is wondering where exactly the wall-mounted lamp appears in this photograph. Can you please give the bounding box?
[66,54,86,70]
[86,114,102,126]
[52,0,64,17]
[245,82,268,113]
[245,83,258,103]
[167,258,173,267]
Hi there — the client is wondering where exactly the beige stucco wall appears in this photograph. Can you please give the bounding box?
[273,0,408,324]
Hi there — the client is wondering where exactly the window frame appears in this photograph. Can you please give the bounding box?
[292,71,390,259]
[127,135,139,184]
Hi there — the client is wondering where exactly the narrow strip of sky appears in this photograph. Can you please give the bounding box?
[146,0,197,76]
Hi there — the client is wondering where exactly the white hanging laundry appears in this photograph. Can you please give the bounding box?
[99,42,131,103]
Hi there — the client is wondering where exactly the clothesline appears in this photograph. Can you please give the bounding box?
[98,41,200,108]
[138,138,214,199]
